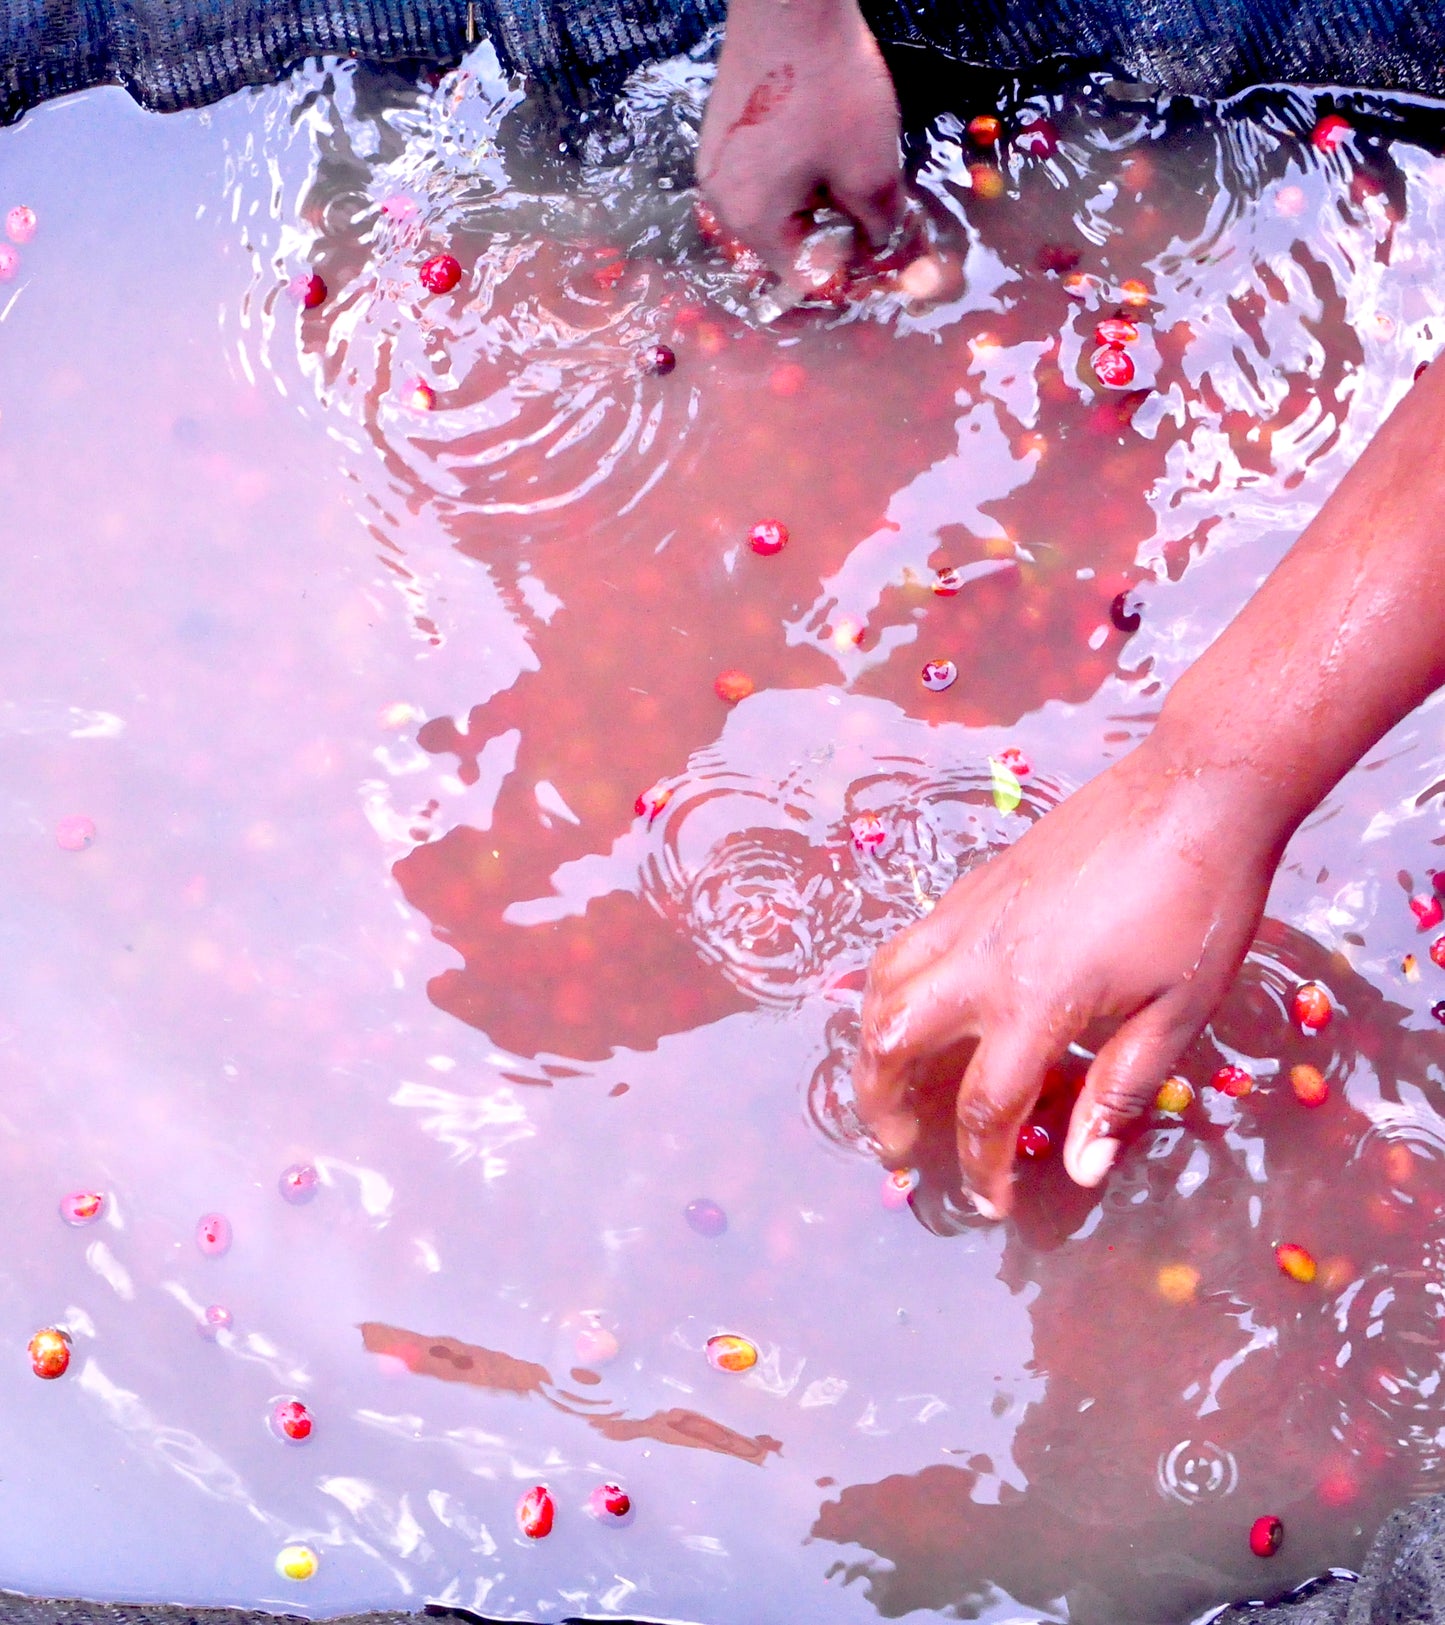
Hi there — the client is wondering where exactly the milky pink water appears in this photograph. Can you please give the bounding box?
[3,48,1445,1625]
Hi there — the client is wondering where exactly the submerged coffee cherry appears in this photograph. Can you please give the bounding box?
[1275,1243,1317,1283]
[748,520,788,556]
[574,1322,619,1365]
[641,343,676,376]
[1015,118,1058,158]
[419,252,462,294]
[0,243,17,280]
[1155,1076,1194,1114]
[1156,1263,1199,1304]
[1290,1064,1329,1108]
[921,659,957,692]
[714,670,754,704]
[199,1303,233,1339]
[55,815,96,851]
[1110,591,1142,632]
[271,1399,314,1442]
[1292,981,1334,1032]
[706,1333,758,1373]
[29,1327,70,1379]
[518,1485,555,1539]
[6,205,36,244]
[1431,935,1445,969]
[1311,115,1352,154]
[59,1190,104,1226]
[1411,893,1444,930]
[1211,1065,1253,1098]
[969,164,1005,200]
[278,1163,319,1204]
[1094,316,1139,347]
[587,1482,631,1520]
[196,1213,233,1256]
[1249,1514,1284,1557]
[880,1168,918,1211]
[967,114,1002,146]
[291,272,327,309]
[685,1199,728,1238]
[1016,1123,1052,1160]
[1091,344,1136,388]
[850,814,889,853]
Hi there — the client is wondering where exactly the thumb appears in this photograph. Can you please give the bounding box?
[1064,998,1197,1189]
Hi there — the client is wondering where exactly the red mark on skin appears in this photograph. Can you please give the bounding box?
[726,65,797,140]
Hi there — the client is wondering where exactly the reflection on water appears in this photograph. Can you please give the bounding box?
[1,34,1445,1625]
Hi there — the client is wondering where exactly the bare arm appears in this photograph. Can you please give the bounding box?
[854,358,1445,1217]
[697,0,905,280]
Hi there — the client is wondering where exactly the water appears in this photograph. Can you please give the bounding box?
[2,43,1445,1625]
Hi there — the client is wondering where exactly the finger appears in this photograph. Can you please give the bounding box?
[1064,996,1199,1188]
[955,1025,1059,1219]
[833,174,906,255]
[854,943,978,1162]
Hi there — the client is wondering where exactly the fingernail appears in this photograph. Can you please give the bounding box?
[1072,1136,1120,1189]
[967,1189,1003,1221]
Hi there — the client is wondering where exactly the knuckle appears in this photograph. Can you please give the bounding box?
[954,1087,1005,1149]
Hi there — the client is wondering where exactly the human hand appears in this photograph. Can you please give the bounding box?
[696,0,905,284]
[853,740,1282,1217]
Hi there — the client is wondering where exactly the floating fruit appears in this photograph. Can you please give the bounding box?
[967,114,1001,146]
[634,785,671,824]
[271,1399,314,1442]
[196,1213,233,1256]
[684,1198,728,1238]
[1289,1064,1329,1108]
[199,1304,233,1339]
[419,252,462,294]
[291,272,327,309]
[1091,344,1135,388]
[996,746,1031,777]
[6,205,36,244]
[1412,893,1444,930]
[1311,115,1352,154]
[850,814,889,854]
[1249,1514,1284,1557]
[641,343,675,376]
[714,670,754,704]
[1119,278,1151,307]
[1015,118,1058,158]
[574,1322,619,1365]
[28,1327,70,1379]
[880,1168,918,1211]
[932,566,964,596]
[278,1163,319,1204]
[1155,1076,1194,1114]
[59,1190,104,1226]
[1211,1065,1253,1098]
[1432,1001,1445,1027]
[1292,982,1333,1032]
[1403,953,1420,979]
[1016,1123,1052,1160]
[921,659,957,692]
[276,1545,319,1581]
[1432,936,1445,969]
[1275,1243,1317,1283]
[518,1485,555,1539]
[587,1482,631,1520]
[1094,316,1139,347]
[969,164,1004,200]
[55,815,96,851]
[706,1333,758,1373]
[1156,1263,1199,1304]
[748,520,788,556]
[409,381,437,410]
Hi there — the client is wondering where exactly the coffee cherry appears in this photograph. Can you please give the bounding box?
[634,785,672,824]
[641,343,675,376]
[278,1163,319,1204]
[196,1213,232,1256]
[1034,243,1080,274]
[1433,1001,1445,1026]
[706,1333,758,1373]
[1430,936,1445,969]
[932,566,964,596]
[6,205,36,244]
[1211,1065,1253,1098]
[969,164,1005,200]
[276,1545,319,1581]
[921,659,957,691]
[419,253,462,294]
[1016,1123,1052,1159]
[0,244,18,280]
[1249,1515,1283,1557]
[59,1191,104,1226]
[684,1199,728,1238]
[714,670,754,704]
[748,520,788,556]
[291,272,327,309]
[967,114,1001,146]
[1110,591,1142,632]
[850,814,889,853]
[996,746,1030,777]
[574,1323,619,1365]
[1411,893,1444,930]
[271,1399,314,1442]
[199,1304,233,1339]
[1275,1242,1317,1283]
[1290,1064,1329,1108]
[1155,1076,1194,1114]
[1119,278,1151,307]
[880,1168,917,1210]
[588,1481,631,1520]
[55,815,96,851]
[1292,982,1333,1032]
[518,1485,555,1538]
[1311,115,1352,154]
[1094,317,1138,347]
[1156,1263,1199,1304]
[409,381,437,410]
[1015,118,1058,158]
[29,1327,70,1379]
[1091,345,1135,388]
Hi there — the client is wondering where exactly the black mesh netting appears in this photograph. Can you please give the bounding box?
[2,1,1445,1623]
[1,0,1444,123]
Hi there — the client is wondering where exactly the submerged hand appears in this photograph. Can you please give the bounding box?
[853,740,1279,1216]
[697,0,905,282]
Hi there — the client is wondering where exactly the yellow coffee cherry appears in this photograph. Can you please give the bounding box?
[1156,1264,1200,1305]
[276,1544,319,1581]
[1155,1076,1194,1114]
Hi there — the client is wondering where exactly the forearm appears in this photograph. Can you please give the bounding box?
[1147,359,1445,853]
